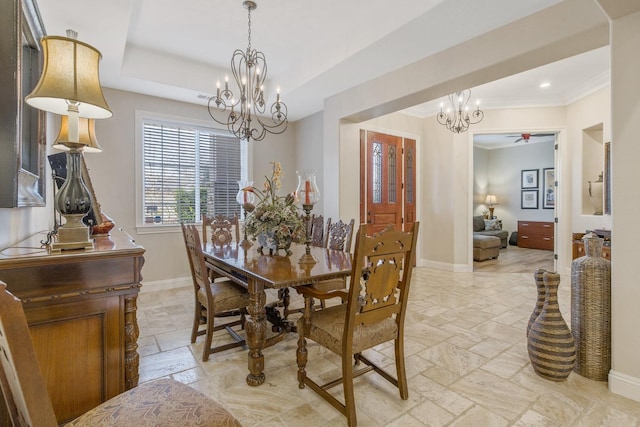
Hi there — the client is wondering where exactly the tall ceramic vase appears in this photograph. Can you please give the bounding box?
[587,172,604,215]
[526,269,547,337]
[527,271,576,381]
[571,232,611,381]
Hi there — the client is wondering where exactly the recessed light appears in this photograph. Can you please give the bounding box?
[539,82,551,88]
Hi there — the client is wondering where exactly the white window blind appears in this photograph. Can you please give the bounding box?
[142,119,242,225]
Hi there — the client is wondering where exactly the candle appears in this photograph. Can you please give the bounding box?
[243,190,247,204]
[305,180,311,204]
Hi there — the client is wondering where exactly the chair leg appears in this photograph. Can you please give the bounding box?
[342,353,357,426]
[202,304,215,362]
[296,335,308,389]
[191,300,202,343]
[395,338,408,400]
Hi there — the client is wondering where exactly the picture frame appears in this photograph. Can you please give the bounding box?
[521,190,538,209]
[521,169,539,189]
[542,167,555,209]
[0,0,47,207]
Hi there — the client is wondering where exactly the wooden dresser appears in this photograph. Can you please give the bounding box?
[517,220,554,250]
[572,232,611,260]
[0,229,145,424]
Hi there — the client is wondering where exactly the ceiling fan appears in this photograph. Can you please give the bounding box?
[512,133,556,143]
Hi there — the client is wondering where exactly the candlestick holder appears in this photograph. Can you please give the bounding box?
[296,170,320,264]
[299,203,317,264]
[236,180,255,248]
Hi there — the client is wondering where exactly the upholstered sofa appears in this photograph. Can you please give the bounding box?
[473,216,508,248]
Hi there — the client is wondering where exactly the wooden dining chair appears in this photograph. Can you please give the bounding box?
[312,218,356,308]
[182,223,249,362]
[309,214,325,247]
[296,222,419,427]
[324,218,355,252]
[0,281,242,427]
[202,213,240,246]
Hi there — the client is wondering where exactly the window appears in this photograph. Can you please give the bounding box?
[138,113,247,229]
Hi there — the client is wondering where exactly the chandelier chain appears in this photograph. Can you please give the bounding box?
[247,6,252,52]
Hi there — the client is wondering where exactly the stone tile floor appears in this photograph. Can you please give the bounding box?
[137,268,640,426]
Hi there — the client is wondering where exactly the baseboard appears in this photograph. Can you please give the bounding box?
[419,259,471,272]
[609,370,640,402]
[140,276,191,293]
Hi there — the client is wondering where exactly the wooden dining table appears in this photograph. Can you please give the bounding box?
[202,242,352,386]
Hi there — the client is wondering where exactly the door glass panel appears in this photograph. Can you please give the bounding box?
[388,145,396,203]
[406,147,414,203]
[373,142,382,203]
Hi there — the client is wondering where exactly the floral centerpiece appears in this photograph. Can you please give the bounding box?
[242,161,305,255]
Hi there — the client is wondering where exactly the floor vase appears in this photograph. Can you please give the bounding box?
[527,271,576,381]
[571,232,611,381]
[527,268,547,337]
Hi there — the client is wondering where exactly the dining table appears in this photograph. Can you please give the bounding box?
[201,242,352,386]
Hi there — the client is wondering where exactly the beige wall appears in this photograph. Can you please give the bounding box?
[609,8,640,400]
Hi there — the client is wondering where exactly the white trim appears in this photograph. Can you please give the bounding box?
[609,370,640,403]
[140,276,192,293]
[419,259,471,272]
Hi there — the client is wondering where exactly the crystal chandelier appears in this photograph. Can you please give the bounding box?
[436,89,484,134]
[208,1,287,142]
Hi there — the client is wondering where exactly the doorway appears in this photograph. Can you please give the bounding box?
[472,132,558,272]
[359,130,416,234]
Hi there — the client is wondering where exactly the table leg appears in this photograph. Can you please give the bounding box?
[246,279,267,386]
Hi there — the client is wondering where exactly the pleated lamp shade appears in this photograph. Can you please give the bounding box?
[25,34,112,119]
[53,116,103,153]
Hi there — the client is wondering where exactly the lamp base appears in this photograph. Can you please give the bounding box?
[489,207,495,219]
[51,214,94,252]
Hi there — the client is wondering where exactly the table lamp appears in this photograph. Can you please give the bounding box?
[296,170,320,264]
[485,194,498,219]
[26,30,112,251]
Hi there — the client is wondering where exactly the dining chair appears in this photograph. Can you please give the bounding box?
[182,223,249,362]
[295,222,419,427]
[309,214,325,247]
[202,213,240,246]
[324,218,355,252]
[0,281,242,427]
[313,218,355,308]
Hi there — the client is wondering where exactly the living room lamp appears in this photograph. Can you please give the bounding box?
[485,194,498,219]
[26,29,112,251]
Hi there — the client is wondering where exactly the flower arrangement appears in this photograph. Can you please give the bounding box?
[242,161,305,254]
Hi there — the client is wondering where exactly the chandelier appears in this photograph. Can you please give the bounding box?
[436,89,484,134]
[207,1,287,142]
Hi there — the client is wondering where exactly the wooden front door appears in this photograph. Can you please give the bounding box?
[362,131,412,235]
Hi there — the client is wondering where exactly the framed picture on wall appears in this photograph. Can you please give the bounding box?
[542,167,555,209]
[521,169,539,189]
[521,190,538,209]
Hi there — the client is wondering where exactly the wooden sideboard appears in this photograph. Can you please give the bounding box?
[517,220,554,250]
[572,232,611,260]
[0,229,144,424]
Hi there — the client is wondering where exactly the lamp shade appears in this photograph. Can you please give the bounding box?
[25,35,112,119]
[485,194,498,206]
[53,116,103,153]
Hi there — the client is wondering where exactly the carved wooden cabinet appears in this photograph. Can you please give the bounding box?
[517,220,554,250]
[0,230,144,424]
